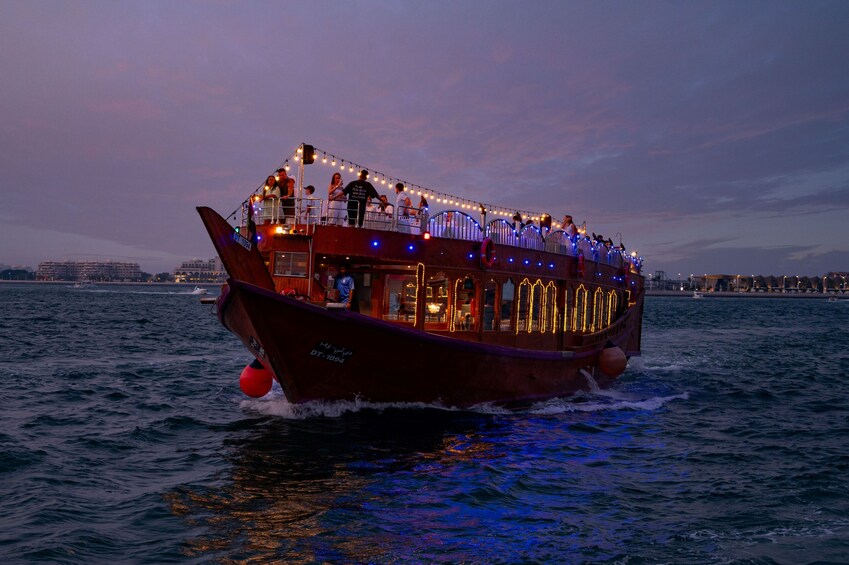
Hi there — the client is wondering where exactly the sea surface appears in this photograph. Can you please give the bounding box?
[1,283,848,564]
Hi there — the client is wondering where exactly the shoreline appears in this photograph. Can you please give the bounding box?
[647,290,846,299]
[0,280,217,286]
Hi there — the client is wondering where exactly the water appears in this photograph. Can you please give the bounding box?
[1,284,848,563]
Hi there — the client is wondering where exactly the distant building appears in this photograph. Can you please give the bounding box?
[36,260,142,281]
[173,257,226,283]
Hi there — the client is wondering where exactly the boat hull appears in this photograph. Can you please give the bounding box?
[219,278,632,407]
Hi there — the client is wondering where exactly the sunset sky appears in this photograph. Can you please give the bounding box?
[2,1,847,277]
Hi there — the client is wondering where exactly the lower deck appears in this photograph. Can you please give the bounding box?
[254,224,644,355]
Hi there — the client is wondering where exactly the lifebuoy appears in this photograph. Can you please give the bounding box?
[480,238,496,269]
[577,252,585,277]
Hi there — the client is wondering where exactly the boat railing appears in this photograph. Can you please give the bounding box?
[544,230,577,256]
[426,211,484,242]
[393,204,424,234]
[516,224,546,251]
[485,219,518,246]
[243,198,642,272]
[363,208,395,231]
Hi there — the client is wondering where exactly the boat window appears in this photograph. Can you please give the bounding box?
[562,288,571,332]
[500,279,515,331]
[530,280,543,332]
[273,252,308,277]
[544,282,557,333]
[592,287,605,332]
[605,290,616,327]
[573,285,589,333]
[383,274,417,321]
[483,279,497,331]
[517,279,531,333]
[425,273,449,326]
[452,276,476,331]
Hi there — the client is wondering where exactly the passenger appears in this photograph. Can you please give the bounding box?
[394,183,413,233]
[512,211,523,229]
[326,172,347,225]
[263,175,281,200]
[281,177,296,222]
[375,194,395,227]
[540,213,552,234]
[343,170,380,227]
[392,184,407,227]
[334,264,356,310]
[561,214,577,237]
[302,185,317,222]
[441,211,456,238]
[378,194,393,218]
[417,195,429,232]
[259,174,283,223]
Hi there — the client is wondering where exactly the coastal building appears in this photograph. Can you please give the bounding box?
[35,260,141,282]
[173,257,226,283]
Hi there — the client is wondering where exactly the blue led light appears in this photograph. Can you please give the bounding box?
[549,263,555,268]
[408,244,415,251]
[372,240,379,248]
[509,258,514,263]
[524,259,530,265]
[468,253,474,259]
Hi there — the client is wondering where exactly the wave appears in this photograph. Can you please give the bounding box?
[237,384,688,419]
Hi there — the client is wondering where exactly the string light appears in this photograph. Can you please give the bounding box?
[279,143,592,233]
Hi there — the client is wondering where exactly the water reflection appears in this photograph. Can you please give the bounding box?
[166,408,501,562]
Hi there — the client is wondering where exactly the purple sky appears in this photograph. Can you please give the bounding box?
[2,1,847,277]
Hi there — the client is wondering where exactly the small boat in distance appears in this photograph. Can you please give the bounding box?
[73,279,94,288]
[191,287,209,295]
[693,291,704,299]
[197,143,646,407]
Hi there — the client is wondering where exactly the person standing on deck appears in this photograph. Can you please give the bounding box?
[561,214,577,237]
[326,172,346,225]
[334,265,356,310]
[343,170,380,227]
[393,183,407,230]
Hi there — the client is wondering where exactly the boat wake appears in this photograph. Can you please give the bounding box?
[238,385,688,419]
[526,390,689,415]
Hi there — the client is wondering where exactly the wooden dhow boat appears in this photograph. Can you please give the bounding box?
[199,144,645,407]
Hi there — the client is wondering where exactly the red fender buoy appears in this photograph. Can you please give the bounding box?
[598,343,627,377]
[239,358,273,397]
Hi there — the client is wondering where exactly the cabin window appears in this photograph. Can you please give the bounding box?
[607,290,619,326]
[562,288,571,332]
[425,273,449,326]
[516,279,531,333]
[273,252,308,277]
[531,280,544,332]
[592,287,605,332]
[544,282,557,333]
[452,277,476,332]
[383,273,417,321]
[573,284,589,333]
[483,279,497,331]
[501,279,515,331]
